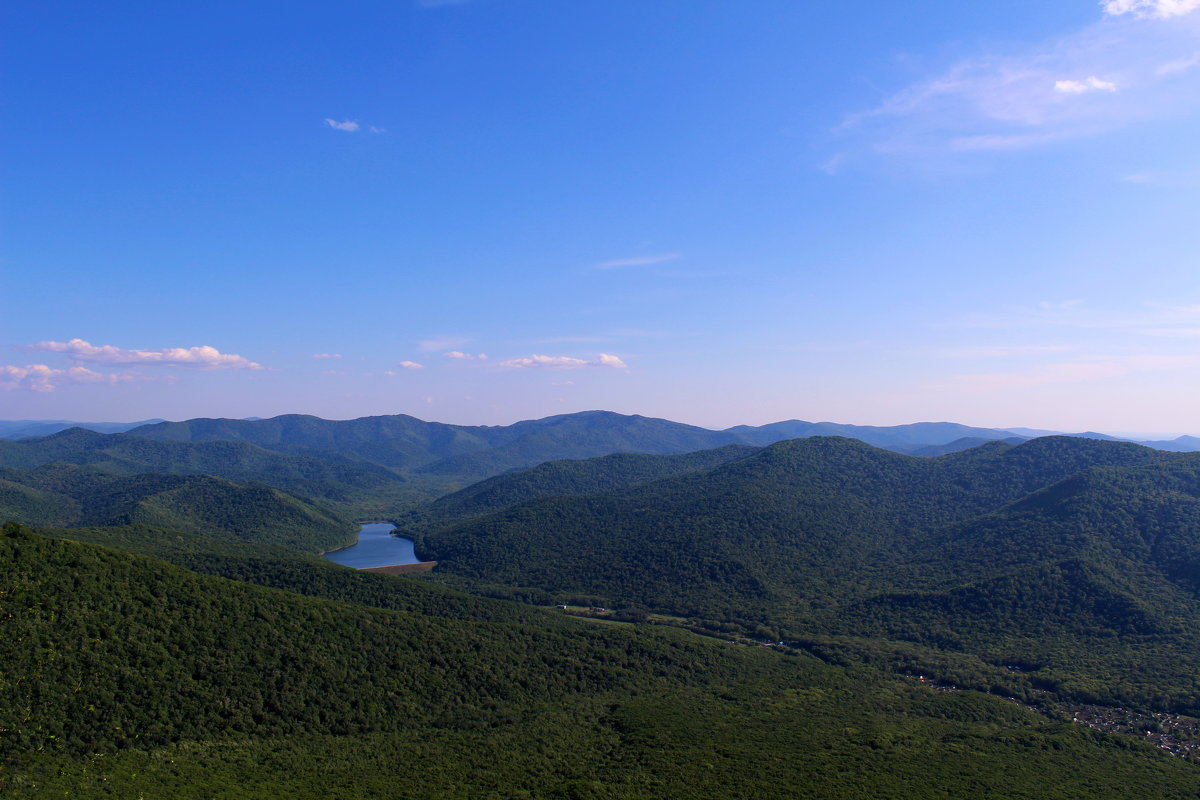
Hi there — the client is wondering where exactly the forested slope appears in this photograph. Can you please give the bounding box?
[409,436,1200,711]
[5,522,1200,799]
[0,464,356,551]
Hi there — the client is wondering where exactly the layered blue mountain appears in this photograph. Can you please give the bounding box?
[0,418,165,439]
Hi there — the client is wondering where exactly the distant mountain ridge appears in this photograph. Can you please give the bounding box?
[0,426,404,503]
[126,411,1200,464]
[0,418,165,439]
[5,412,1197,461]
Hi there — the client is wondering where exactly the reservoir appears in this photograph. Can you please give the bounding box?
[323,523,420,569]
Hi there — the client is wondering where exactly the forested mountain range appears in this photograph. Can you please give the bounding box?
[2,411,1197,504]
[125,411,1039,465]
[7,521,1200,798]
[8,411,1200,795]
[406,436,1200,712]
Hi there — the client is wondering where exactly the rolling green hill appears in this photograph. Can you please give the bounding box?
[415,444,758,525]
[5,522,1200,799]
[0,464,356,551]
[407,436,1200,711]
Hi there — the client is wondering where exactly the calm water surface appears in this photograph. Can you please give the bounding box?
[323,523,420,569]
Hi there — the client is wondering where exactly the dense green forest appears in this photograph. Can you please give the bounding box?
[0,426,408,507]
[407,436,1200,712]
[8,419,1200,795]
[5,523,1200,798]
[0,463,356,551]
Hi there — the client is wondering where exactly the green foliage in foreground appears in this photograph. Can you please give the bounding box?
[4,523,1200,798]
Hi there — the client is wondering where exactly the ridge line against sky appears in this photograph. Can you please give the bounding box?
[3,1,1198,430]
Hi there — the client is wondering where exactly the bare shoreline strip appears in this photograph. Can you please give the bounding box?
[359,562,438,575]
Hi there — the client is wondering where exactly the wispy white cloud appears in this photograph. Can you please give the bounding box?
[1122,164,1200,185]
[0,364,133,392]
[838,2,1200,160]
[1103,0,1200,20]
[312,353,343,359]
[31,339,263,370]
[324,119,360,132]
[445,351,488,360]
[1156,50,1200,73]
[594,253,682,270]
[398,360,425,369]
[499,353,628,370]
[1054,76,1118,93]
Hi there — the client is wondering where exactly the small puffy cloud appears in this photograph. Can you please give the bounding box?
[1055,76,1118,93]
[324,119,360,132]
[502,355,589,369]
[1103,0,1200,19]
[499,353,628,370]
[0,364,130,392]
[313,353,343,359]
[398,360,424,369]
[445,351,488,360]
[594,253,682,269]
[32,339,263,370]
[596,353,628,368]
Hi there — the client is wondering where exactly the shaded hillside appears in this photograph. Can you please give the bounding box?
[6,523,1200,799]
[413,411,748,478]
[0,464,355,551]
[416,444,758,523]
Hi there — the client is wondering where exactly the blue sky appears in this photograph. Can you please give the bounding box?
[3,0,1200,433]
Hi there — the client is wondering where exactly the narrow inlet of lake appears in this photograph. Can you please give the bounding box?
[323,523,420,569]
